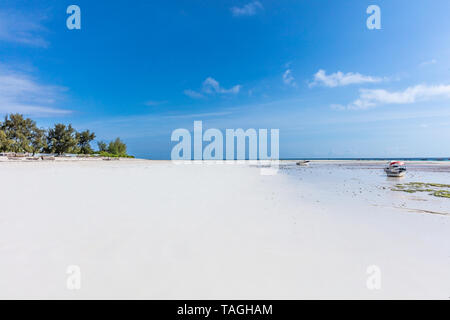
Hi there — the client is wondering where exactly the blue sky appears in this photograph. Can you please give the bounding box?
[1,0,450,159]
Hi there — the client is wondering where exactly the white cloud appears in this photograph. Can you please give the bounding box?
[310,69,384,88]
[330,104,346,111]
[164,111,233,119]
[144,100,167,106]
[419,59,437,67]
[337,84,450,110]
[0,10,48,47]
[282,69,296,87]
[231,1,263,17]
[183,89,204,99]
[0,66,71,116]
[184,77,241,99]
[202,77,241,94]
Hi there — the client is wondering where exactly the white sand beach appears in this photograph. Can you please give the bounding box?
[0,160,449,299]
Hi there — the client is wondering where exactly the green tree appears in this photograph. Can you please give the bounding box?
[0,129,13,152]
[97,141,108,152]
[0,114,43,153]
[0,114,132,158]
[108,137,127,156]
[30,127,47,155]
[46,124,78,155]
[76,130,96,154]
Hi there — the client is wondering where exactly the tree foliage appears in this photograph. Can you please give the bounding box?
[46,124,78,155]
[30,127,47,155]
[107,138,127,156]
[0,114,45,154]
[97,141,108,152]
[0,113,131,157]
[76,130,96,154]
[0,129,12,152]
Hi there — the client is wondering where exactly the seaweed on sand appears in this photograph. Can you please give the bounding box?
[433,190,450,198]
[391,182,450,198]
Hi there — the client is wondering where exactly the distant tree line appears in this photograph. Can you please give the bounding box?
[0,114,132,157]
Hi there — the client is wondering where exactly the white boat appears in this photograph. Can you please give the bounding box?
[296,160,310,166]
[384,161,406,177]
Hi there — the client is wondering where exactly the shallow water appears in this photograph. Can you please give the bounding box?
[279,161,450,216]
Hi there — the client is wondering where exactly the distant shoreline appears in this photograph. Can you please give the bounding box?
[2,157,450,169]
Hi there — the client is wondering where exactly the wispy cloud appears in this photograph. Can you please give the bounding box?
[334,84,450,110]
[183,89,205,99]
[145,100,167,106]
[282,69,296,87]
[0,10,48,47]
[0,66,71,116]
[231,1,263,17]
[310,69,385,88]
[419,59,437,67]
[163,111,233,119]
[184,77,241,99]
[202,77,241,94]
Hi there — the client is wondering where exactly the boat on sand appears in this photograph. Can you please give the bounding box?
[384,161,406,177]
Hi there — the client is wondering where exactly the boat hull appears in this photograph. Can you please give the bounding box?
[385,171,406,177]
[384,168,406,177]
